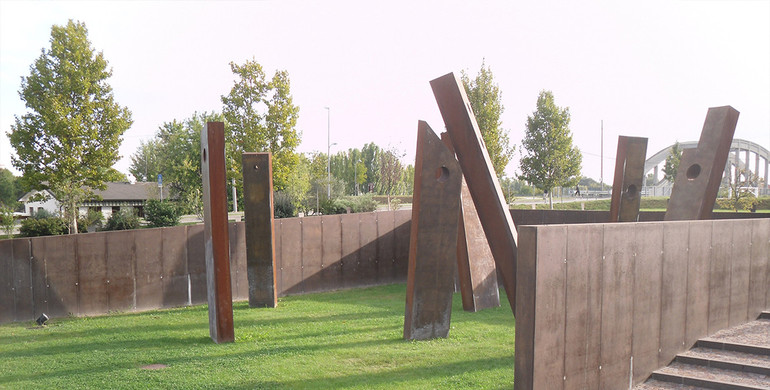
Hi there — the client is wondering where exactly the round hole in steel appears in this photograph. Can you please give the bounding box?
[686,164,701,180]
[202,148,207,162]
[435,166,450,183]
[625,184,637,198]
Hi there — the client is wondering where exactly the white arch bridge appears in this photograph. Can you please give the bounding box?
[644,138,770,196]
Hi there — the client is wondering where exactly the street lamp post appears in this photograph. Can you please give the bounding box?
[325,107,331,199]
[354,157,358,196]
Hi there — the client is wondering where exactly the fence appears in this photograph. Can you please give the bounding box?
[0,210,412,323]
[514,218,770,390]
[2,209,767,324]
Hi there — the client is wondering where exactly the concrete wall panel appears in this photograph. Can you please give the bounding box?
[12,239,33,321]
[161,226,188,308]
[377,211,396,284]
[708,220,732,333]
[748,219,769,318]
[274,220,283,295]
[514,226,538,390]
[105,231,135,311]
[393,210,411,281]
[134,229,163,310]
[320,215,342,292]
[728,221,751,326]
[0,239,14,323]
[280,218,303,295]
[228,222,248,301]
[301,217,323,293]
[43,235,78,318]
[358,213,378,286]
[632,223,664,384]
[28,238,47,319]
[186,224,206,304]
[685,221,711,347]
[564,224,603,390]
[533,226,567,390]
[77,233,109,315]
[599,224,635,388]
[341,214,360,289]
[659,222,689,366]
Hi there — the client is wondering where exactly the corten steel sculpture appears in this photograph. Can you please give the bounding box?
[404,121,463,340]
[441,132,500,312]
[609,136,648,222]
[201,122,235,343]
[430,72,518,314]
[242,153,277,308]
[665,106,739,221]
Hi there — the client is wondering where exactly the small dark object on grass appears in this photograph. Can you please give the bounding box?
[36,313,49,326]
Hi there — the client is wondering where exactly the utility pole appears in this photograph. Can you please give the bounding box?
[600,120,604,193]
[325,107,331,199]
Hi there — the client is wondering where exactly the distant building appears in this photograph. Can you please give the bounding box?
[18,182,170,219]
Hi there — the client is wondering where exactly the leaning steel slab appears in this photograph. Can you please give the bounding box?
[609,136,648,222]
[431,72,518,313]
[201,121,234,343]
[665,106,739,220]
[404,121,462,340]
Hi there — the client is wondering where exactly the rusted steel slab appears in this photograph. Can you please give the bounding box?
[430,72,517,314]
[242,153,278,308]
[609,136,648,222]
[201,121,234,343]
[404,121,462,340]
[665,106,739,220]
[441,132,500,312]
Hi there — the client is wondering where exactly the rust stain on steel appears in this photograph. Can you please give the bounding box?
[665,106,739,221]
[242,153,278,308]
[441,132,500,312]
[430,72,518,314]
[404,121,462,340]
[201,121,235,343]
[609,136,648,222]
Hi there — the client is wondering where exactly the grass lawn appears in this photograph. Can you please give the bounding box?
[0,284,515,389]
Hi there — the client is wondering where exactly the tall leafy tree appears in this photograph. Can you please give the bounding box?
[360,143,382,193]
[129,139,162,182]
[221,59,300,206]
[379,146,405,206]
[519,90,582,209]
[461,60,515,176]
[0,168,20,207]
[663,141,682,183]
[8,20,132,233]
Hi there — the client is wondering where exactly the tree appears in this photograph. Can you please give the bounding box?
[717,168,762,211]
[0,168,20,208]
[663,141,682,182]
[221,59,301,208]
[379,146,405,208]
[8,20,132,234]
[519,90,582,209]
[461,60,515,176]
[129,139,162,182]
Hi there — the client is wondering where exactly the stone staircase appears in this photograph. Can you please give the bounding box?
[636,312,770,390]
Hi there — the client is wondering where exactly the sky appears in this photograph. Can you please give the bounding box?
[1,0,769,185]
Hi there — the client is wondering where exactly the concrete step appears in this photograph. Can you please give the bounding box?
[678,347,770,376]
[700,319,770,350]
[651,361,770,390]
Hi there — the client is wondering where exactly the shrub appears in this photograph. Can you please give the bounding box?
[19,216,67,237]
[104,209,140,231]
[350,194,378,213]
[274,191,296,218]
[78,209,104,233]
[144,200,181,227]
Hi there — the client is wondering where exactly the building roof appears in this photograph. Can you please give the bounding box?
[19,182,172,203]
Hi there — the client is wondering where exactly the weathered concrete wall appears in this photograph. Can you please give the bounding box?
[514,218,770,390]
[0,210,411,323]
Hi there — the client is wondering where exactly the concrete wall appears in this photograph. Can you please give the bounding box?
[0,210,411,323]
[514,218,770,390]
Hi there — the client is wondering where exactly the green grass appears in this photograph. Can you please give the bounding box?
[0,284,515,389]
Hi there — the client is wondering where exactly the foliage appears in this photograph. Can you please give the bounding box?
[77,209,104,232]
[183,188,204,220]
[144,200,181,227]
[519,90,582,209]
[273,191,296,218]
[461,60,515,176]
[19,214,67,237]
[0,205,15,237]
[221,59,301,205]
[104,209,140,231]
[0,284,514,389]
[379,146,404,196]
[717,168,762,211]
[663,141,682,182]
[128,139,162,182]
[8,20,132,234]
[283,154,312,213]
[320,194,379,215]
[0,168,23,209]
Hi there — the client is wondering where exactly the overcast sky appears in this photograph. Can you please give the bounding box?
[1,0,768,184]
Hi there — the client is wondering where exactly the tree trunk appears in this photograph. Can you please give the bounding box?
[548,190,553,210]
[70,199,78,234]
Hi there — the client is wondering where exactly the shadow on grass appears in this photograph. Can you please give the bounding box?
[248,355,515,389]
